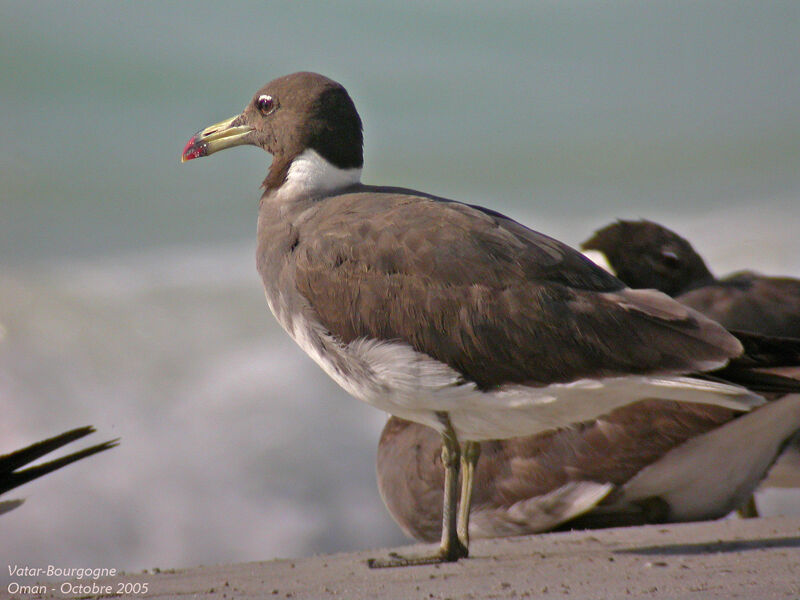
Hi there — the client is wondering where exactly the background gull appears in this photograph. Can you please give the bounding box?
[377,394,800,542]
[582,219,800,337]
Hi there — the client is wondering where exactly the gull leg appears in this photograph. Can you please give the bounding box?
[368,412,469,568]
[737,495,759,518]
[438,414,469,561]
[457,441,481,548]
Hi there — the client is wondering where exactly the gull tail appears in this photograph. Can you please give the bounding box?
[1,426,119,514]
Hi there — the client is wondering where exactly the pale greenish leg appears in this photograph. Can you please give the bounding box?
[437,415,468,560]
[737,495,759,518]
[457,440,481,547]
[367,412,469,568]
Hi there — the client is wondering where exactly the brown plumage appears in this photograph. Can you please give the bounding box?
[377,401,737,542]
[376,216,800,543]
[582,219,800,337]
[291,192,740,389]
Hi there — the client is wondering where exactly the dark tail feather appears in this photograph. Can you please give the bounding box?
[0,499,25,515]
[728,330,800,368]
[0,426,119,495]
[699,368,800,395]
[699,331,800,394]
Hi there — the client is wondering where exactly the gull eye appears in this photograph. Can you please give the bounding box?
[660,249,681,269]
[256,94,275,114]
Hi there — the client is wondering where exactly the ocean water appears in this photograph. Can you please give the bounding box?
[1,1,799,578]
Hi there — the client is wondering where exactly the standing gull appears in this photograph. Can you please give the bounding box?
[182,72,765,566]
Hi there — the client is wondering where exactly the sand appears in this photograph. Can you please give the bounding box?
[13,515,800,600]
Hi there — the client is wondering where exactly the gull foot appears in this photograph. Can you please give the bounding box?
[366,542,468,569]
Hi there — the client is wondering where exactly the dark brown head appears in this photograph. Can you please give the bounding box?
[581,219,715,296]
[182,72,363,191]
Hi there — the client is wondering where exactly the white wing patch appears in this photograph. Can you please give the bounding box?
[280,309,763,441]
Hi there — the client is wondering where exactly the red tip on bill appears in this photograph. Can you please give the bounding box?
[181,137,206,162]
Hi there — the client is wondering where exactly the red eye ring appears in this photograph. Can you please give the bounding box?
[257,94,275,114]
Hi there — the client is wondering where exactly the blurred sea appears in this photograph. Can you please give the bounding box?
[1,1,799,579]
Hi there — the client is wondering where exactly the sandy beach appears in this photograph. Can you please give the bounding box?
[10,515,799,600]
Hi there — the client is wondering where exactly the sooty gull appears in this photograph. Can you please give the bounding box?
[182,72,771,566]
[582,219,800,337]
[1,426,118,515]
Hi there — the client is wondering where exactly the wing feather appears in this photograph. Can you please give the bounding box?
[293,189,741,388]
